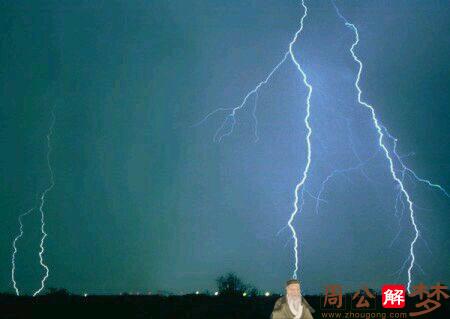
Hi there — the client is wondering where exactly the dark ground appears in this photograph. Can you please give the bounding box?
[0,293,448,319]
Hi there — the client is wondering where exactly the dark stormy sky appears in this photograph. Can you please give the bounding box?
[1,1,449,295]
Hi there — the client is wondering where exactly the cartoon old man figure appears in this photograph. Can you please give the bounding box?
[271,279,315,319]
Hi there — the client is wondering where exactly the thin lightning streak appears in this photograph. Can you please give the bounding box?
[286,0,313,280]
[346,120,376,184]
[407,171,449,195]
[400,151,415,160]
[419,233,433,256]
[315,129,379,216]
[389,184,406,248]
[11,207,35,295]
[32,109,56,297]
[196,51,290,142]
[333,1,418,293]
[305,190,326,204]
[315,164,364,215]
[191,107,235,127]
[383,127,450,198]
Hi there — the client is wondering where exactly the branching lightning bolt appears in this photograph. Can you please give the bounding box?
[197,0,313,280]
[194,51,290,142]
[383,127,450,198]
[11,207,35,295]
[333,1,421,293]
[385,126,446,277]
[33,109,56,296]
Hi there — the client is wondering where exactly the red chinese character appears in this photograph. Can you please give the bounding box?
[382,284,405,309]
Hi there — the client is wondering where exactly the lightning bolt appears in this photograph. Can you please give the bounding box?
[197,0,313,280]
[285,0,313,280]
[315,164,367,216]
[332,1,420,293]
[193,51,290,142]
[383,127,450,198]
[33,109,56,296]
[385,126,446,279]
[388,172,407,249]
[11,207,35,295]
[315,122,379,216]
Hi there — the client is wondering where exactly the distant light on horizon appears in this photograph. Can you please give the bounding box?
[243,292,247,297]
[214,291,219,296]
[195,291,199,295]
[265,292,270,297]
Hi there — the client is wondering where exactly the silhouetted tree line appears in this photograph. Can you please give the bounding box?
[216,272,260,296]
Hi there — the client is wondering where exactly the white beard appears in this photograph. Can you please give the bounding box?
[287,294,303,319]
